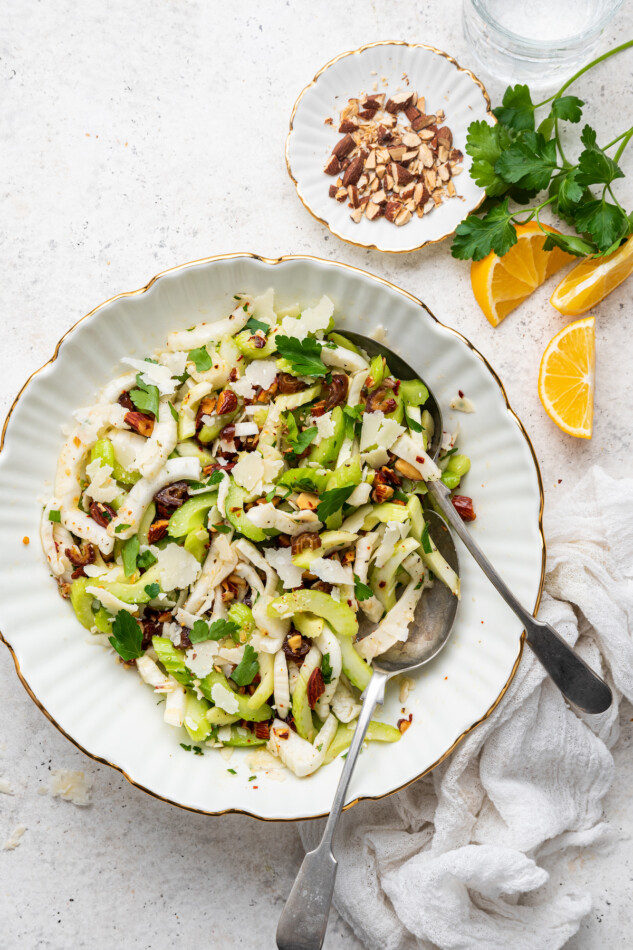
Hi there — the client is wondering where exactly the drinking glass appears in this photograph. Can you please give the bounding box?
[463,0,624,87]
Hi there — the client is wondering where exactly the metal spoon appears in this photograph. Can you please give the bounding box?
[276,509,460,950]
[340,330,612,716]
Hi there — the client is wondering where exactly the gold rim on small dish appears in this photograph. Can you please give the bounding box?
[0,252,544,820]
[285,41,494,255]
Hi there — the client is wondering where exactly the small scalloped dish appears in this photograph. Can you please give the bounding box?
[0,254,544,820]
[286,42,493,253]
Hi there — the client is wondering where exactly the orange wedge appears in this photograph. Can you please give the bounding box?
[538,316,595,438]
[550,236,633,315]
[471,222,575,326]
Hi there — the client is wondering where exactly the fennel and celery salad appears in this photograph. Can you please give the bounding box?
[40,289,471,777]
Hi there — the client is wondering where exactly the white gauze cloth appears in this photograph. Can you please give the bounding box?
[299,467,633,949]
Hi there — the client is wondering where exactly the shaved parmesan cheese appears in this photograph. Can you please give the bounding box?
[361,447,390,469]
[391,434,441,481]
[152,543,201,591]
[450,394,476,413]
[86,586,139,615]
[121,357,177,395]
[185,640,219,678]
[233,421,259,437]
[50,770,92,806]
[310,557,354,585]
[3,826,27,851]
[310,411,335,444]
[233,451,266,492]
[230,359,278,399]
[211,682,240,715]
[280,295,334,341]
[84,459,120,504]
[369,325,386,342]
[251,287,276,324]
[346,481,372,506]
[157,350,188,378]
[264,547,303,589]
[109,429,146,472]
[82,563,118,579]
[441,427,459,453]
[360,410,404,452]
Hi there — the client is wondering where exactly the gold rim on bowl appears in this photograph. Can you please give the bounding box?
[0,252,544,820]
[285,40,494,255]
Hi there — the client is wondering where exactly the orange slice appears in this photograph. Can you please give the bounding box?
[550,236,633,315]
[538,316,595,438]
[471,222,575,327]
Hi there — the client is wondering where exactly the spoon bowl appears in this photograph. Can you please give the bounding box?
[374,509,459,675]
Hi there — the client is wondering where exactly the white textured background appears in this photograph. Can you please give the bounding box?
[1,1,632,947]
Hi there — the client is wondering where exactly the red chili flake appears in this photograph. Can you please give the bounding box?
[458,390,464,398]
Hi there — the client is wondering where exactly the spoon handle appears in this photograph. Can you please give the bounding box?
[276,670,389,950]
[426,481,611,714]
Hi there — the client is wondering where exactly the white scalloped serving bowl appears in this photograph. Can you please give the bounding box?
[0,254,544,820]
[286,42,493,253]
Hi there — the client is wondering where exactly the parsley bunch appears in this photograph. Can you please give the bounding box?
[452,40,633,262]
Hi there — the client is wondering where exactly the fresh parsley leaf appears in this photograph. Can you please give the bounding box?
[190,618,239,643]
[130,374,159,418]
[321,653,333,685]
[188,346,213,372]
[188,480,208,491]
[108,610,144,661]
[193,746,204,755]
[405,412,422,433]
[291,425,318,456]
[144,583,160,598]
[230,643,259,686]
[542,230,597,257]
[227,768,237,774]
[392,489,409,503]
[353,573,373,602]
[122,535,139,578]
[580,124,597,149]
[244,316,269,334]
[283,413,318,459]
[207,470,225,486]
[551,95,584,123]
[48,509,61,523]
[265,488,277,503]
[452,199,518,261]
[317,485,355,521]
[554,168,585,214]
[137,549,158,570]
[168,402,178,422]
[576,145,625,188]
[248,774,257,781]
[495,132,558,193]
[420,524,433,555]
[212,523,231,534]
[180,743,192,751]
[465,120,515,196]
[493,84,535,131]
[574,199,630,251]
[275,335,328,377]
[114,523,131,534]
[343,404,364,422]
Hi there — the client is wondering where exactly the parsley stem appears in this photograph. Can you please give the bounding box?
[512,195,556,225]
[554,118,569,167]
[613,127,633,164]
[534,39,633,108]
